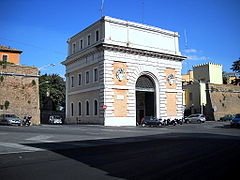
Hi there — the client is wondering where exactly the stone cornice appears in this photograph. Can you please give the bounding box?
[102,43,186,61]
[62,43,186,66]
[61,44,103,66]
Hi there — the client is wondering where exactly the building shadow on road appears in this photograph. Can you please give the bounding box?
[214,123,240,129]
[17,133,240,180]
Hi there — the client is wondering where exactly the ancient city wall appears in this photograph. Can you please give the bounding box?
[206,83,240,120]
[0,64,40,125]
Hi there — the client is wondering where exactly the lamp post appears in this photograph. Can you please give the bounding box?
[38,64,55,74]
[39,81,50,96]
[39,81,50,85]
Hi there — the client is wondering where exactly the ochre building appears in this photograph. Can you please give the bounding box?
[0,45,22,64]
[62,16,186,126]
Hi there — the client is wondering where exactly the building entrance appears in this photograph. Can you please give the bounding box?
[136,75,155,125]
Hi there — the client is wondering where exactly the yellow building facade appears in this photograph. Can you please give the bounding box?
[183,63,222,117]
[193,63,223,84]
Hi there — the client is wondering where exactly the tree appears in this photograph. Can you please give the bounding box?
[231,58,240,73]
[39,74,65,111]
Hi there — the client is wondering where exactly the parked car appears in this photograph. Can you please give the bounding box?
[230,114,240,127]
[185,114,206,123]
[219,114,235,121]
[140,116,163,127]
[49,115,63,124]
[0,114,22,126]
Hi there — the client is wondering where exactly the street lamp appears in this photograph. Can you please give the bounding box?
[39,81,50,86]
[38,64,55,74]
[39,81,51,97]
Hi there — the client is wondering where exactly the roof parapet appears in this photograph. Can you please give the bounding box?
[193,62,222,68]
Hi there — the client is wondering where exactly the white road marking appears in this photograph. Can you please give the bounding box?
[26,135,54,142]
[0,142,42,154]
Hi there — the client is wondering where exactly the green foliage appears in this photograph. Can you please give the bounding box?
[0,76,4,82]
[0,61,14,65]
[231,58,240,73]
[4,100,10,110]
[222,94,226,101]
[32,80,36,86]
[39,74,65,111]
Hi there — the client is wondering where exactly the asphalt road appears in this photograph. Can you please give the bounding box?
[0,122,240,180]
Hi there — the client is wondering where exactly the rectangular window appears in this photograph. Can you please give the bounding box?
[93,68,98,82]
[94,100,98,116]
[86,71,89,84]
[71,103,74,117]
[2,55,8,62]
[87,35,91,46]
[71,76,74,88]
[96,30,99,42]
[86,101,89,116]
[78,102,82,116]
[80,39,83,49]
[72,43,76,54]
[78,73,82,85]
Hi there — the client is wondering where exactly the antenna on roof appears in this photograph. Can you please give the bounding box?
[141,1,145,23]
[184,29,190,72]
[184,29,188,50]
[100,0,104,17]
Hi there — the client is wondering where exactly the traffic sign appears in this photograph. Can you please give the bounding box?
[102,105,107,109]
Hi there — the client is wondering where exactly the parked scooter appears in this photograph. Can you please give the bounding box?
[162,118,176,126]
[175,118,184,125]
[170,119,177,126]
[22,116,32,126]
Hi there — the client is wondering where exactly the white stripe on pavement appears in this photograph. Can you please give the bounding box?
[0,142,42,154]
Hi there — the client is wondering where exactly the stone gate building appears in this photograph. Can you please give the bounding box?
[62,16,186,126]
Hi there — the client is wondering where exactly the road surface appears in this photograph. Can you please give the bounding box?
[0,122,239,179]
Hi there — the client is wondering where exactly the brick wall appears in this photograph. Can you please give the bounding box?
[0,64,40,125]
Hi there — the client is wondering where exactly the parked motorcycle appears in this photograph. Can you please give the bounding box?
[22,116,32,126]
[170,119,177,126]
[162,118,177,126]
[175,118,184,125]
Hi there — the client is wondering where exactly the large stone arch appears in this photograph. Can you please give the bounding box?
[134,71,160,123]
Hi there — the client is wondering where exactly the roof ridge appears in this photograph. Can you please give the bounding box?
[0,44,23,53]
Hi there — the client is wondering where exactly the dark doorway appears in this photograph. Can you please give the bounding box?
[145,92,154,116]
[136,75,155,124]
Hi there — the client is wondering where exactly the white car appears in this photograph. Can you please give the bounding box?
[0,114,22,126]
[49,115,63,124]
[185,114,206,123]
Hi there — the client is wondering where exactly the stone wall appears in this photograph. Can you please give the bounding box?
[0,64,40,125]
[205,83,240,120]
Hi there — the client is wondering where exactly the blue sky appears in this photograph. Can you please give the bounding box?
[1,0,239,76]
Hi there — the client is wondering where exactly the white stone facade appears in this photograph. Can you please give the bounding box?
[62,16,185,126]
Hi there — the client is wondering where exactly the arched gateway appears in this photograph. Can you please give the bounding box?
[136,75,156,124]
[62,16,186,126]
